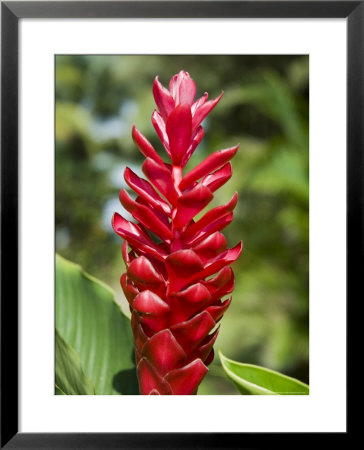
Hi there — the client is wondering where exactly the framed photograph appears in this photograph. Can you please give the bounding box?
[1,1,355,447]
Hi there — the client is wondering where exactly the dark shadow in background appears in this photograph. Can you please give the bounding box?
[112,349,139,394]
[113,368,139,395]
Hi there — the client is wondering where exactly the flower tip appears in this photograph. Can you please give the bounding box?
[178,69,190,77]
[151,109,158,124]
[119,188,132,208]
[210,91,224,107]
[238,240,244,254]
[111,211,119,230]
[230,241,244,261]
[123,166,131,181]
[131,124,142,143]
[153,75,162,87]
[232,144,240,154]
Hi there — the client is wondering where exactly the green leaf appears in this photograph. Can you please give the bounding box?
[219,351,309,395]
[55,329,95,395]
[56,254,139,394]
[55,385,66,395]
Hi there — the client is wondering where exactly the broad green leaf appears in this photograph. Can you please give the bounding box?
[56,254,139,394]
[55,385,66,395]
[219,351,309,395]
[55,329,95,395]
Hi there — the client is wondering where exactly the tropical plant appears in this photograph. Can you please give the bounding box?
[112,71,242,394]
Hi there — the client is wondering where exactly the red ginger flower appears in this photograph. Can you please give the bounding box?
[112,71,242,395]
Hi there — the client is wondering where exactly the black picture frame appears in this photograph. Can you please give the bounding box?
[1,1,356,447]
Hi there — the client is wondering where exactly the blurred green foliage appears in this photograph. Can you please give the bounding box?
[56,55,309,395]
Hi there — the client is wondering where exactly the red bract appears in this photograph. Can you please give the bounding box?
[112,71,242,395]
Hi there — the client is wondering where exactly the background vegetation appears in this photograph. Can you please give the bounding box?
[56,55,309,395]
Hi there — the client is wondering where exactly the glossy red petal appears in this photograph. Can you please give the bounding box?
[196,328,220,362]
[120,273,139,305]
[142,329,186,376]
[129,246,168,279]
[112,212,148,245]
[133,290,170,333]
[169,70,196,106]
[206,297,232,322]
[112,212,167,261]
[119,189,173,242]
[121,240,130,266]
[131,312,148,353]
[206,241,242,267]
[184,213,234,247]
[202,267,233,286]
[153,76,175,120]
[187,328,220,365]
[171,311,216,354]
[132,125,165,166]
[137,357,172,395]
[202,266,234,301]
[211,278,234,302]
[143,157,178,205]
[201,162,232,193]
[169,283,212,324]
[182,126,205,167]
[173,184,213,230]
[166,104,192,166]
[168,73,179,101]
[202,266,233,290]
[183,192,238,239]
[192,92,223,131]
[127,256,165,286]
[165,359,208,395]
[137,316,168,334]
[174,283,211,304]
[124,167,171,215]
[151,110,170,155]
[192,232,227,261]
[136,199,171,232]
[165,249,204,293]
[202,242,242,275]
[133,290,170,316]
[191,92,208,115]
[179,146,239,191]
[188,242,243,284]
